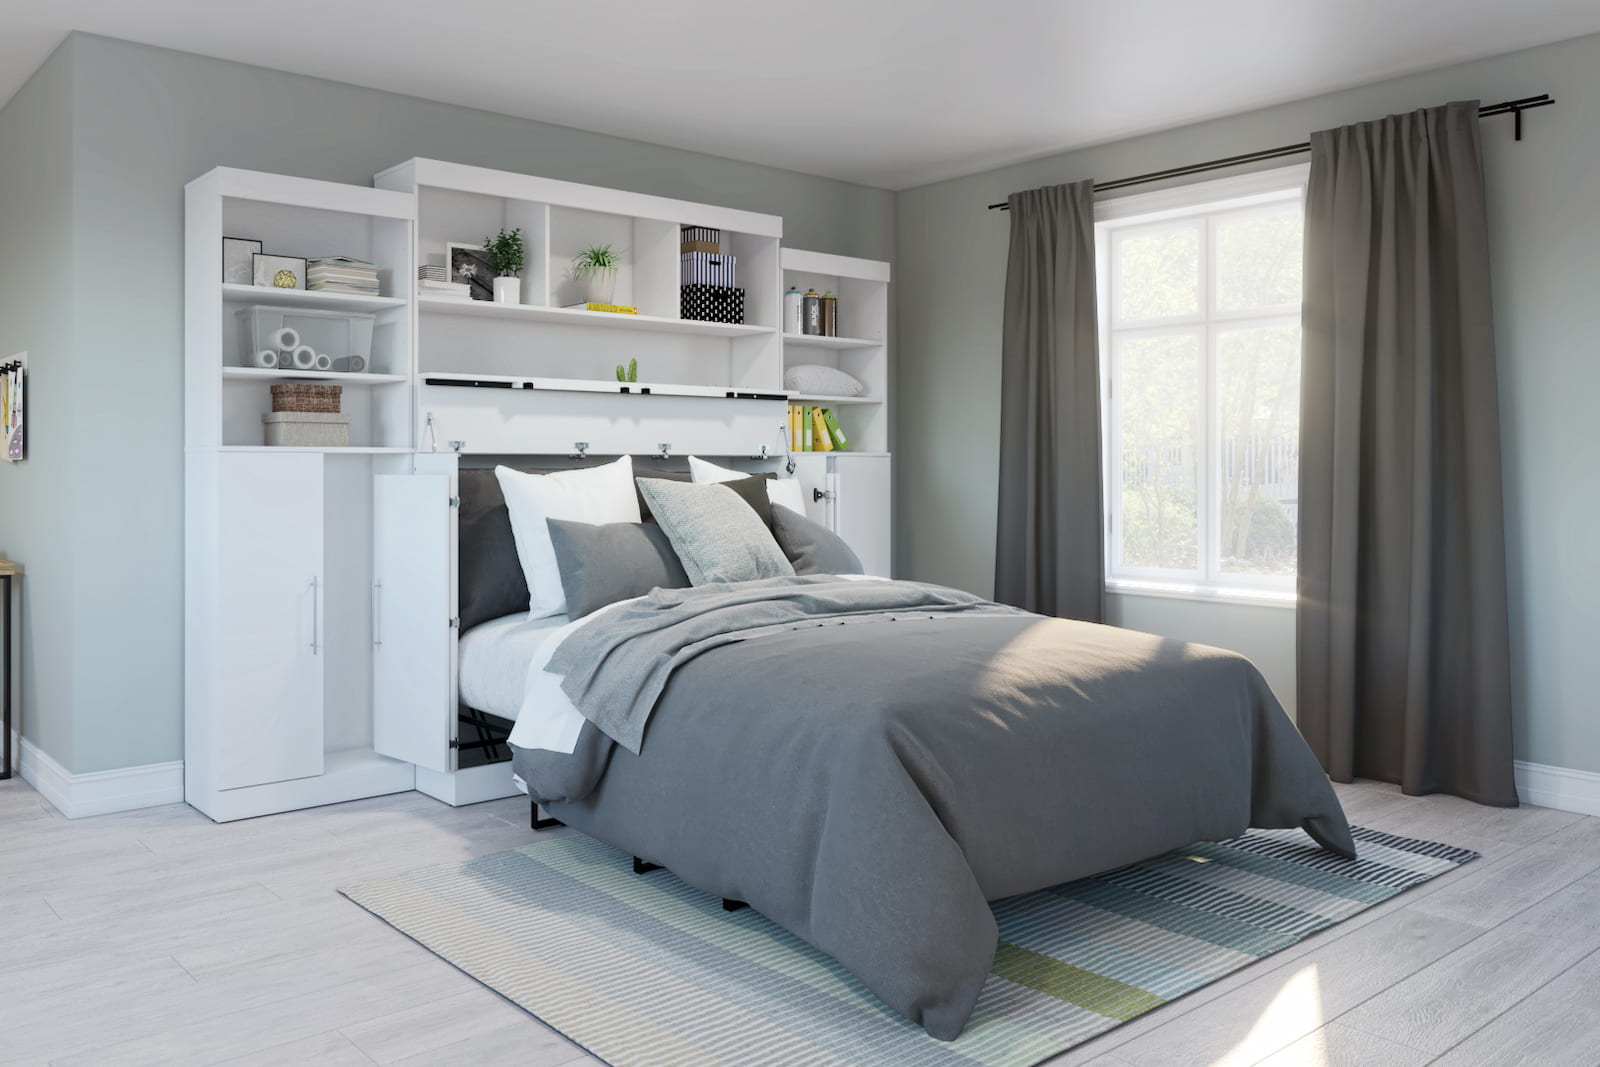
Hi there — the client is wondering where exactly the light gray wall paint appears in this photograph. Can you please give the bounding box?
[896,32,1600,774]
[0,40,76,766]
[9,33,895,774]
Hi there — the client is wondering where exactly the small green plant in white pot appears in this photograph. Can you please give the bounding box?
[483,227,525,305]
[572,244,624,306]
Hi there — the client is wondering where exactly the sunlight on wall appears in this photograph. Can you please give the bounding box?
[1220,964,1326,1066]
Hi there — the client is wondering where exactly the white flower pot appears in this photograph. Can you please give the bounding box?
[493,276,521,305]
[580,270,617,306]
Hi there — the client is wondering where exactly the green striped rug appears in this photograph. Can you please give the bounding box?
[341,826,1475,1066]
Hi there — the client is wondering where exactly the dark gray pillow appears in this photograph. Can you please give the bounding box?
[457,468,530,632]
[547,518,690,618]
[771,505,864,575]
[638,471,773,530]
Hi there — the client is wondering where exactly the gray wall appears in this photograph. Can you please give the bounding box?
[0,42,76,766]
[3,33,895,774]
[896,32,1600,773]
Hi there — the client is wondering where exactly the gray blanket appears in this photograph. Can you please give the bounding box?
[546,576,1030,753]
[515,580,1354,1041]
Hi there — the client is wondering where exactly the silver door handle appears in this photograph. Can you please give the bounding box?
[372,581,382,648]
[310,576,321,655]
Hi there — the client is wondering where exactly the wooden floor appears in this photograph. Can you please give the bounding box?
[1,778,1595,1066]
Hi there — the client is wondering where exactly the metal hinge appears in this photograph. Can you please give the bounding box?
[448,616,460,630]
[448,496,460,508]
[448,738,462,749]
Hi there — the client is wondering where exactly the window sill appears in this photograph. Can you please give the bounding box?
[1105,579,1296,610]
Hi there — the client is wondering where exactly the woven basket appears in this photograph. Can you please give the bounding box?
[271,383,342,414]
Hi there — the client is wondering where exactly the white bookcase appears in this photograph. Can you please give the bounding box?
[184,162,897,818]
[184,168,417,821]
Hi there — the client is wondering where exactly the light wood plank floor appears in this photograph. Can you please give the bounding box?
[2,777,1595,1066]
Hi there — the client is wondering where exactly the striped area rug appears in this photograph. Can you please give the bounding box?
[341,826,1475,1066]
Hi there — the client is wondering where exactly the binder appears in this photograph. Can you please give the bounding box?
[811,407,835,452]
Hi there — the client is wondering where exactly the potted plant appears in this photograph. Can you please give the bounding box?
[483,227,525,305]
[572,243,624,306]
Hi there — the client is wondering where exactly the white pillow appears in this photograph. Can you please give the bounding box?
[783,364,866,397]
[496,456,642,618]
[688,455,808,515]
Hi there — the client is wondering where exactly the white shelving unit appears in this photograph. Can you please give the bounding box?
[781,249,891,455]
[376,159,789,459]
[185,167,418,821]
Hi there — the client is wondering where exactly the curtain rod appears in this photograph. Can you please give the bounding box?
[986,94,1554,210]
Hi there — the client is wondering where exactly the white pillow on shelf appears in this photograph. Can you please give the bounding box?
[496,456,642,618]
[783,364,866,397]
[688,455,808,515]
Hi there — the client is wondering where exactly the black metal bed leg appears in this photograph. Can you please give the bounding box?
[530,802,564,831]
[633,856,663,875]
[722,898,748,912]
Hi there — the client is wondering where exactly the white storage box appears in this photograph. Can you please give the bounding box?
[236,305,376,371]
[262,411,350,448]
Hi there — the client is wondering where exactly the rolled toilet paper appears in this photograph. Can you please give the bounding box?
[332,356,366,373]
[288,345,317,370]
[314,353,333,371]
[248,349,279,370]
[270,327,299,352]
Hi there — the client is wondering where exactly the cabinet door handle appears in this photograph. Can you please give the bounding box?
[372,581,382,648]
[813,488,835,503]
[310,576,321,655]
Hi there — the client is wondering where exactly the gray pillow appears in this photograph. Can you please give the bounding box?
[635,479,795,585]
[771,505,864,575]
[547,519,691,618]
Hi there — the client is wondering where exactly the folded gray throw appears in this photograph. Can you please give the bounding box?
[545,575,1030,753]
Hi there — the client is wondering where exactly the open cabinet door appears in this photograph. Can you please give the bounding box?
[373,474,455,773]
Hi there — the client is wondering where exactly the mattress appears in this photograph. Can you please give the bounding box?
[457,611,570,721]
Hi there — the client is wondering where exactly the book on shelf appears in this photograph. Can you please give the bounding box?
[823,408,849,451]
[810,407,835,452]
[307,257,379,295]
[562,302,639,315]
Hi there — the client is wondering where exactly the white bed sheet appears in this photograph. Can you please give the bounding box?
[457,611,570,722]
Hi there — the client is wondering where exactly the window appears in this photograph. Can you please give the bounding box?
[1096,167,1306,603]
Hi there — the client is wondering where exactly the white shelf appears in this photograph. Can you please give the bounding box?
[222,284,407,314]
[789,393,883,406]
[217,446,415,454]
[223,367,409,385]
[420,372,786,401]
[783,333,882,350]
[419,297,776,338]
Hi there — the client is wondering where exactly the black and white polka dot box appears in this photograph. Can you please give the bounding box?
[681,284,745,324]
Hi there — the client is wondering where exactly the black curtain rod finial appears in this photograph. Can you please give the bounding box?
[987,93,1553,209]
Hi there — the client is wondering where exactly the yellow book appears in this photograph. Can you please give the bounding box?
[564,301,639,314]
[811,406,835,452]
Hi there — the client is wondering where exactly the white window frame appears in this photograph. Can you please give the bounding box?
[1095,163,1309,608]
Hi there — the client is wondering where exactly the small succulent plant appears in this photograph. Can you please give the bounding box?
[615,359,638,383]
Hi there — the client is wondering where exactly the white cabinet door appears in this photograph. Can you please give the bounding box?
[788,454,831,525]
[373,474,456,773]
[214,452,325,790]
[832,455,893,578]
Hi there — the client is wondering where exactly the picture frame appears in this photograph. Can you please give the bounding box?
[222,237,262,286]
[253,254,307,291]
[446,242,494,301]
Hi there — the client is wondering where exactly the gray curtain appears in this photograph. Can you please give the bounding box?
[1298,101,1517,806]
[995,181,1104,622]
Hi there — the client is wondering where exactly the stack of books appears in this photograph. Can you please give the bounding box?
[418,264,472,302]
[788,405,848,452]
[307,257,380,296]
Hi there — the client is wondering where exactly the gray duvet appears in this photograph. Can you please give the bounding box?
[513,577,1354,1041]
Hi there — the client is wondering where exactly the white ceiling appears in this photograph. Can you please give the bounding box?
[3,1,1598,189]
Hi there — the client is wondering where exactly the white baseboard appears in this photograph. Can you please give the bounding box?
[1516,760,1600,818]
[17,735,185,819]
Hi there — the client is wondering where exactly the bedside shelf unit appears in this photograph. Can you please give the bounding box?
[184,167,418,822]
[781,248,891,455]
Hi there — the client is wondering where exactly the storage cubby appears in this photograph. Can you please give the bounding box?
[781,249,891,454]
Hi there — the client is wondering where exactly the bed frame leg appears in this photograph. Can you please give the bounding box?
[530,803,564,831]
[722,898,747,912]
[632,856,663,875]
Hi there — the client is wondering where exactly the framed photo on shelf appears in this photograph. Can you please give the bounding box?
[222,237,262,285]
[253,254,306,290]
[446,242,494,301]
